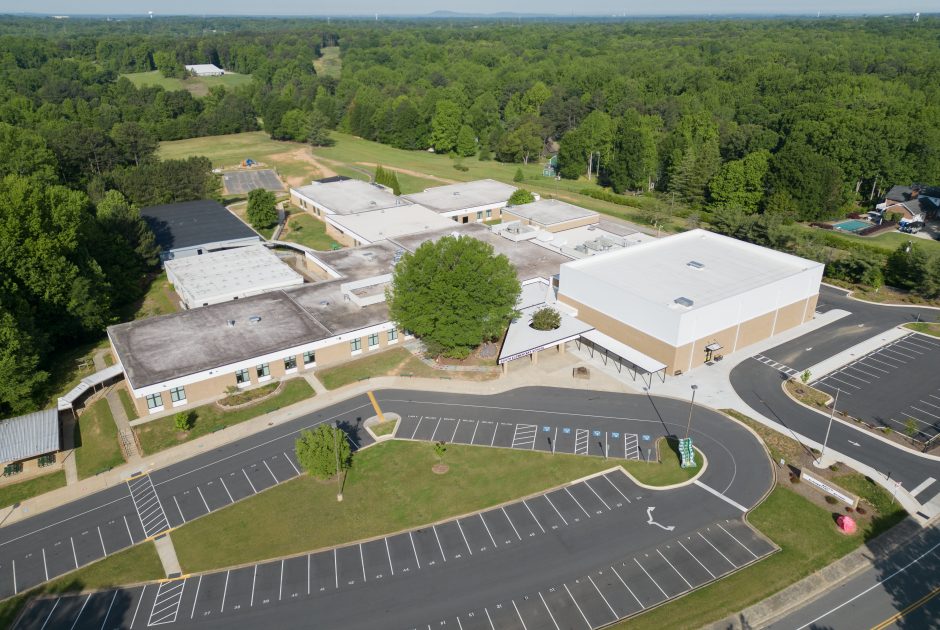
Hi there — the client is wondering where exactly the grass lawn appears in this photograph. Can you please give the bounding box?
[134,378,314,455]
[390,171,440,195]
[281,212,343,250]
[906,322,940,338]
[370,419,398,437]
[0,470,67,510]
[608,485,871,630]
[317,348,498,390]
[127,272,179,320]
[38,338,111,408]
[798,224,940,254]
[74,399,125,479]
[121,70,253,97]
[118,387,139,421]
[0,542,164,629]
[171,440,688,573]
[313,46,341,78]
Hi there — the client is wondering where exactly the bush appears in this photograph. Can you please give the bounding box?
[508,188,535,205]
[295,424,352,480]
[246,188,277,230]
[530,307,561,331]
[513,167,524,182]
[579,187,643,209]
[825,495,838,504]
[174,411,194,432]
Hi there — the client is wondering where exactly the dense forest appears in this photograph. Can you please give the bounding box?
[1,15,939,414]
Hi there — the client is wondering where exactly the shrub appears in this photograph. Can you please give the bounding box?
[508,188,535,205]
[856,506,867,515]
[513,167,524,182]
[789,474,801,484]
[530,307,562,331]
[174,411,194,432]
[825,495,838,505]
[829,464,839,472]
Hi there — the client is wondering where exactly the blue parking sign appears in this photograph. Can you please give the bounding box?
[563,427,571,434]
[543,426,551,432]
[642,434,651,441]
[612,432,620,438]
[592,430,601,437]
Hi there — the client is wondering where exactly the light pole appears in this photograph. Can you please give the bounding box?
[818,388,839,466]
[334,421,343,502]
[685,385,698,439]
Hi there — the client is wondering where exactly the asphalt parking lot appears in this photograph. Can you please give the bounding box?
[14,470,776,629]
[221,169,284,195]
[810,332,940,441]
[396,414,645,461]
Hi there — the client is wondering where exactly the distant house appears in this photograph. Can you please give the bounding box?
[141,199,261,263]
[878,185,940,223]
[185,63,224,77]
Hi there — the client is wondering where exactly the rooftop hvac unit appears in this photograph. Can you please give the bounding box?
[248,316,261,324]
[674,297,694,308]
[687,260,705,270]
[319,300,331,306]
[226,320,236,327]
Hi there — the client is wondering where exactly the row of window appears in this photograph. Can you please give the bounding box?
[476,208,494,220]
[351,329,398,353]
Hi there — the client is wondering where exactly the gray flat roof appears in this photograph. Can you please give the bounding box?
[504,199,597,225]
[141,199,259,253]
[0,409,59,464]
[306,241,402,280]
[390,223,571,282]
[327,205,454,243]
[285,282,389,336]
[165,246,304,306]
[292,180,411,215]
[402,179,517,213]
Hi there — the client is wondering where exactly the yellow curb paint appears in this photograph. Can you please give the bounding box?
[367,391,385,422]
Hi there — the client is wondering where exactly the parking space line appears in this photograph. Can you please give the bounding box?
[589,575,618,618]
[130,585,146,628]
[307,554,311,594]
[383,538,395,575]
[450,421,460,442]
[97,526,107,555]
[698,532,736,567]
[522,500,545,533]
[911,406,940,421]
[835,370,870,384]
[820,374,861,390]
[242,469,257,493]
[100,590,118,630]
[38,597,59,630]
[409,531,421,568]
[502,507,522,540]
[490,424,498,447]
[717,523,759,559]
[218,477,234,504]
[678,540,715,578]
[856,360,889,374]
[196,487,211,513]
[220,571,229,612]
[11,560,15,594]
[410,416,424,439]
[512,600,529,630]
[845,364,881,378]
[456,519,473,555]
[250,565,257,606]
[882,348,913,361]
[893,340,923,354]
[610,565,644,609]
[432,526,447,562]
[469,420,480,445]
[280,558,285,599]
[190,575,202,619]
[359,544,367,581]
[635,557,668,597]
[42,548,48,581]
[539,591,561,630]
[563,584,593,629]
[584,480,611,510]
[604,475,631,503]
[866,355,901,369]
[430,417,443,441]
[70,536,78,568]
[919,399,940,411]
[552,427,557,454]
[543,494,568,526]
[123,515,134,544]
[484,607,496,630]
[68,594,91,630]
[565,487,591,518]
[657,549,692,589]
[173,497,186,523]
[333,549,339,588]
[479,514,498,548]
[263,461,279,484]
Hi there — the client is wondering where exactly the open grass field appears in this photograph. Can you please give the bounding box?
[171,439,690,573]
[74,398,125,480]
[134,378,314,455]
[313,46,341,78]
[121,70,253,97]
[0,542,164,629]
[281,212,343,250]
[0,470,67,510]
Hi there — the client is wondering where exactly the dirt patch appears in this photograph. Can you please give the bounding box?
[432,463,449,474]
[354,162,456,184]
[269,148,337,186]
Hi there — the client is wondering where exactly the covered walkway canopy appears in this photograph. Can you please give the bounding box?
[498,306,594,365]
[58,363,125,412]
[578,329,667,386]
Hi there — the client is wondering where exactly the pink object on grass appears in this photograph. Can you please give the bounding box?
[837,515,857,534]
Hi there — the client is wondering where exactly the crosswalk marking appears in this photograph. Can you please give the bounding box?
[148,579,186,626]
[127,474,171,539]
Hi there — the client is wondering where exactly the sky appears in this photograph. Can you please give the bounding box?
[0,1,930,16]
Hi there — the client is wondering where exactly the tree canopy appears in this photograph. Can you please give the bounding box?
[387,236,521,358]
[246,188,278,230]
[295,425,352,480]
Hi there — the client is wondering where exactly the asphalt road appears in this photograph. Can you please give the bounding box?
[730,285,940,515]
[766,523,940,630]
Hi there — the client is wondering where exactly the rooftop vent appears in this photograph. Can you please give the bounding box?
[370,201,377,206]
[226,319,236,327]
[687,260,705,270]
[248,316,261,324]
[674,297,694,308]
[319,300,331,306]
[452,191,460,196]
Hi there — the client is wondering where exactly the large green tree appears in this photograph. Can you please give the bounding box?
[387,236,521,358]
[604,111,660,193]
[246,188,278,230]
[708,150,770,211]
[430,100,462,153]
[295,425,352,480]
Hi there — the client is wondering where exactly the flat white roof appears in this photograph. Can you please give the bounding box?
[531,224,654,257]
[562,229,823,312]
[185,63,223,74]
[498,305,594,364]
[403,179,517,213]
[328,205,455,244]
[165,245,304,306]
[505,199,597,225]
[292,179,410,215]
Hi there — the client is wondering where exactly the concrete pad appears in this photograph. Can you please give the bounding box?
[154,535,182,577]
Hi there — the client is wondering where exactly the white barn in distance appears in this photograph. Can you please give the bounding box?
[185,63,224,76]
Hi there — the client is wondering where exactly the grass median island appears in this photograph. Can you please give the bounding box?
[0,542,164,629]
[134,379,314,455]
[0,470,67,509]
[74,399,125,479]
[171,440,690,573]
[906,322,940,338]
[117,387,139,421]
[370,419,398,437]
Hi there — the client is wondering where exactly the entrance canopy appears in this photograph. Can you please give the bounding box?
[498,306,594,365]
[58,363,125,411]
[578,329,667,386]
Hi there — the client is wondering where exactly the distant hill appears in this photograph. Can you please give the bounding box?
[426,10,559,18]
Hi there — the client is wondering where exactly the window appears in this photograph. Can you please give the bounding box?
[486,208,492,218]
[257,363,270,377]
[476,210,483,220]
[235,368,251,384]
[387,329,398,344]
[170,386,186,403]
[368,333,379,349]
[3,462,23,477]
[284,356,297,371]
[350,338,362,353]
[303,350,316,365]
[146,392,163,410]
[38,454,56,468]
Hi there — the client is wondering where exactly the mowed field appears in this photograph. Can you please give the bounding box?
[121,70,253,97]
[313,46,342,78]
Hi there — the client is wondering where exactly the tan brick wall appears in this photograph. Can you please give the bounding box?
[325,222,359,247]
[773,297,811,335]
[541,214,600,233]
[0,453,61,487]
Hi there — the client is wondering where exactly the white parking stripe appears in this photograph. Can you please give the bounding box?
[918,399,940,411]
[588,574,618,618]
[469,420,480,445]
[456,519,473,555]
[39,598,59,630]
[678,540,715,578]
[409,531,421,568]
[385,537,395,574]
[634,557,668,597]
[68,594,91,630]
[835,370,870,384]
[250,565,257,606]
[539,592,561,630]
[512,600,529,630]
[657,549,692,589]
[42,548,48,582]
[610,564,644,609]
[563,584,593,629]
[100,590,118,630]
[882,348,913,361]
[333,548,339,588]
[719,523,762,557]
[219,477,234,503]
[11,559,15,594]
[124,515,134,544]
[565,487,591,518]
[866,355,901,369]
[409,416,424,439]
[359,544,367,581]
[173,497,186,523]
[190,575,202,619]
[855,360,889,374]
[283,452,301,475]
[543,494,568,526]
[523,500,545,533]
[98,526,107,555]
[242,469,257,493]
[502,507,522,541]
[479,514,498,548]
[698,531,736,567]
[196,487,210,513]
[220,571,229,612]
[604,475,631,503]
[130,585,146,628]
[70,537,78,568]
[430,417,443,441]
[433,526,447,561]
[694,480,747,512]
[263,461,279,484]
[450,420,460,442]
[910,406,940,420]
[307,554,311,594]
[584,480,611,510]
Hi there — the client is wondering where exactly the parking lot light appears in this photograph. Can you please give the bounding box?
[818,388,839,466]
[685,385,698,439]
